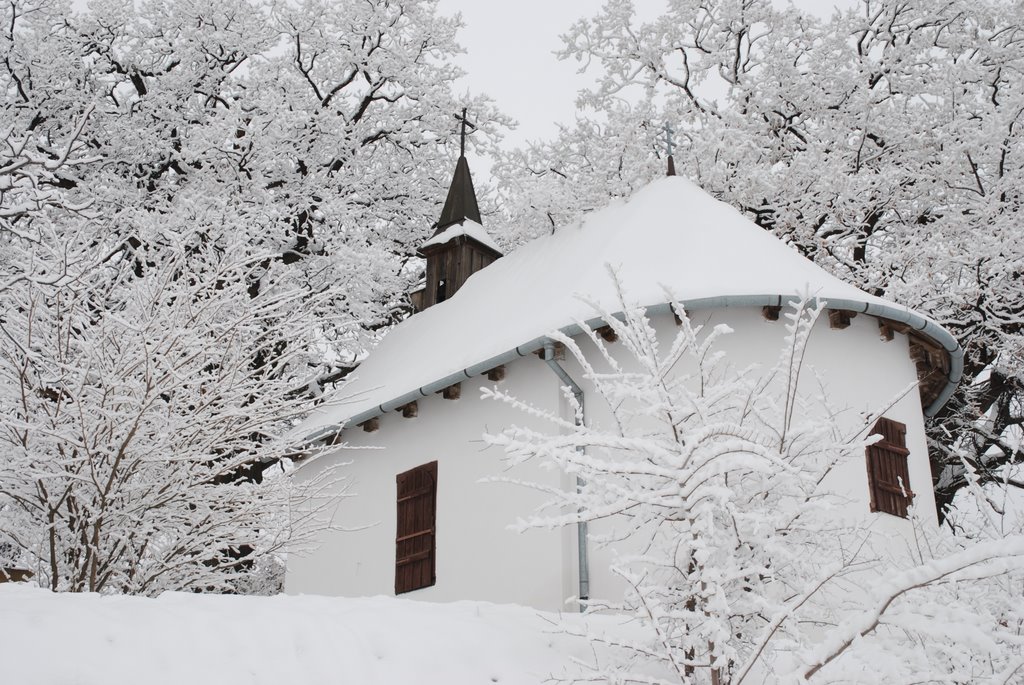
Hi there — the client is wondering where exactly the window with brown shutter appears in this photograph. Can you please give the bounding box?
[866,417,914,518]
[395,461,437,594]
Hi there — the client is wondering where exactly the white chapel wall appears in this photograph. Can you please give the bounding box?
[287,304,941,611]
[558,306,938,605]
[285,354,579,610]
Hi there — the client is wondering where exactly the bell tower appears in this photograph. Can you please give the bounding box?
[411,109,502,312]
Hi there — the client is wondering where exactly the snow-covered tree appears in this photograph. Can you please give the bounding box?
[493,0,1024,522]
[0,0,504,592]
[485,290,1024,683]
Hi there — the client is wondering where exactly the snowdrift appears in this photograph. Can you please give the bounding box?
[0,586,644,685]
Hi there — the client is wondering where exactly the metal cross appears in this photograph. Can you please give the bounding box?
[662,122,675,158]
[454,107,476,157]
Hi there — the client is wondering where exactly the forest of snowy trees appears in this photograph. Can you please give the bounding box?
[0,0,508,593]
[0,1,1021,674]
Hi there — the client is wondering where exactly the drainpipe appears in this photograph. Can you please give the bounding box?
[542,340,590,610]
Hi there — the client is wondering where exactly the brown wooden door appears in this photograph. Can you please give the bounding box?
[395,461,437,594]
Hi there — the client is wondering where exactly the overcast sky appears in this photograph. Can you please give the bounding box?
[433,0,656,148]
[435,0,855,149]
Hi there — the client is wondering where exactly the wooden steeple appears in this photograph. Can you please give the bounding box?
[435,155,482,229]
[411,110,502,313]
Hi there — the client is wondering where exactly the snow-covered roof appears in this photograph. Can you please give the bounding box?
[420,219,502,254]
[300,177,962,442]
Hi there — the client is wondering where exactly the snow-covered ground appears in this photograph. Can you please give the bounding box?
[0,585,645,685]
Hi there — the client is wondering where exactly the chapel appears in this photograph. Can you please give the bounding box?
[284,148,962,611]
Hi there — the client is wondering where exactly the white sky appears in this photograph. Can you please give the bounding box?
[433,0,661,148]
[435,0,855,149]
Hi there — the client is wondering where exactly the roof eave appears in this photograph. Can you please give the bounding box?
[298,294,963,453]
[417,232,504,260]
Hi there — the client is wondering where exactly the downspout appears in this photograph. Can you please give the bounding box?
[542,340,590,610]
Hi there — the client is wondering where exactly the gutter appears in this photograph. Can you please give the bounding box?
[541,340,590,610]
[302,293,963,448]
[302,335,551,444]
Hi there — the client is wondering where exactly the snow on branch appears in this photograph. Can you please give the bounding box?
[486,276,1024,684]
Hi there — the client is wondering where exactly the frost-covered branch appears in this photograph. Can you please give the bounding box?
[487,283,1024,683]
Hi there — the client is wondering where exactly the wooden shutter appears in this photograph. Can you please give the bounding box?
[395,461,437,594]
[866,417,914,518]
